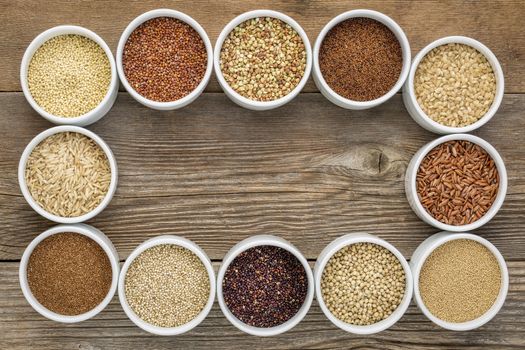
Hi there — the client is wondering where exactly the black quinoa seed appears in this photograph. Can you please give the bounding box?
[222,245,308,328]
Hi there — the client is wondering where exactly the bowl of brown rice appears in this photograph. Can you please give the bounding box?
[18,126,118,223]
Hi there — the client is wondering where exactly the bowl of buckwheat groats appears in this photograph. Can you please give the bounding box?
[403,36,504,134]
[214,10,312,110]
[314,233,413,334]
[405,133,507,232]
[20,25,118,126]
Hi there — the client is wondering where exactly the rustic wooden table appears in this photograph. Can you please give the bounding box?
[1,1,524,349]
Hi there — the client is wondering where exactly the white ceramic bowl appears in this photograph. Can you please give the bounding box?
[116,9,213,110]
[18,125,118,223]
[312,9,411,110]
[19,224,120,323]
[217,235,314,336]
[411,232,508,330]
[118,235,216,336]
[214,10,312,111]
[403,36,504,134]
[314,233,413,334]
[20,25,118,126]
[405,133,507,232]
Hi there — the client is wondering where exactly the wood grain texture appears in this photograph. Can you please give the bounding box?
[0,93,524,261]
[1,261,524,349]
[1,0,524,92]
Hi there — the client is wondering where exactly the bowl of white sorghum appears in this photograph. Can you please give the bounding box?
[314,233,413,334]
[403,36,504,134]
[214,10,312,111]
[20,25,118,126]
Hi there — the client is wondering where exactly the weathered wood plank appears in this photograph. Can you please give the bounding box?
[1,0,524,92]
[0,93,523,261]
[1,261,523,349]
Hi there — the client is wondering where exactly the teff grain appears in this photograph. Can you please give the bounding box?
[28,34,111,118]
[419,239,501,323]
[321,243,406,326]
[125,244,210,328]
[27,232,112,315]
[220,17,307,102]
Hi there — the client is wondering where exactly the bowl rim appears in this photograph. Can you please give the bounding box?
[315,233,413,334]
[312,9,411,108]
[117,235,216,336]
[116,8,214,110]
[411,232,509,331]
[407,133,507,232]
[213,9,313,109]
[18,125,118,223]
[405,35,505,133]
[216,234,314,336]
[20,25,118,124]
[19,224,120,323]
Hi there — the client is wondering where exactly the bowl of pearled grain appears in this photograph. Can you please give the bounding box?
[405,133,507,232]
[411,232,508,331]
[21,25,118,126]
[403,36,504,134]
[18,125,118,223]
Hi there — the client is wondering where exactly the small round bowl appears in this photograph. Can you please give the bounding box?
[410,232,508,331]
[20,25,118,126]
[312,9,411,110]
[214,10,312,111]
[403,36,504,134]
[314,233,413,334]
[18,125,118,224]
[116,9,213,110]
[19,224,120,323]
[118,235,216,336]
[405,133,507,232]
[217,235,314,336]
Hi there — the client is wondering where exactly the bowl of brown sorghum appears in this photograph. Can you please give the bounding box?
[403,36,504,134]
[405,134,507,232]
[117,9,213,110]
[118,235,216,335]
[20,25,118,126]
[214,10,312,111]
[18,125,118,223]
[313,9,411,110]
[411,232,508,330]
[314,233,413,334]
[19,224,120,323]
[217,235,314,336]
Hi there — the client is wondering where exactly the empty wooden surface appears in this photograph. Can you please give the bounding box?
[0,1,524,349]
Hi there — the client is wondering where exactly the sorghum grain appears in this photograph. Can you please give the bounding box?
[319,18,403,101]
[25,132,111,218]
[125,244,210,328]
[28,34,111,118]
[222,245,308,327]
[122,17,207,102]
[27,232,112,315]
[220,17,306,101]
[419,239,501,323]
[415,43,497,127]
[321,243,406,326]
[417,140,499,225]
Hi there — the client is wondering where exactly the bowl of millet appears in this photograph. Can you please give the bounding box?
[20,25,118,126]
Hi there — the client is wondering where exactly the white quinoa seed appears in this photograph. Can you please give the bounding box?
[125,244,210,328]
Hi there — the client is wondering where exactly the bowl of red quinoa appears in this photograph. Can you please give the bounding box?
[116,9,213,110]
[403,36,504,134]
[313,9,410,110]
[217,235,314,336]
[214,10,312,111]
[19,224,119,323]
[405,134,507,232]
[20,25,118,126]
